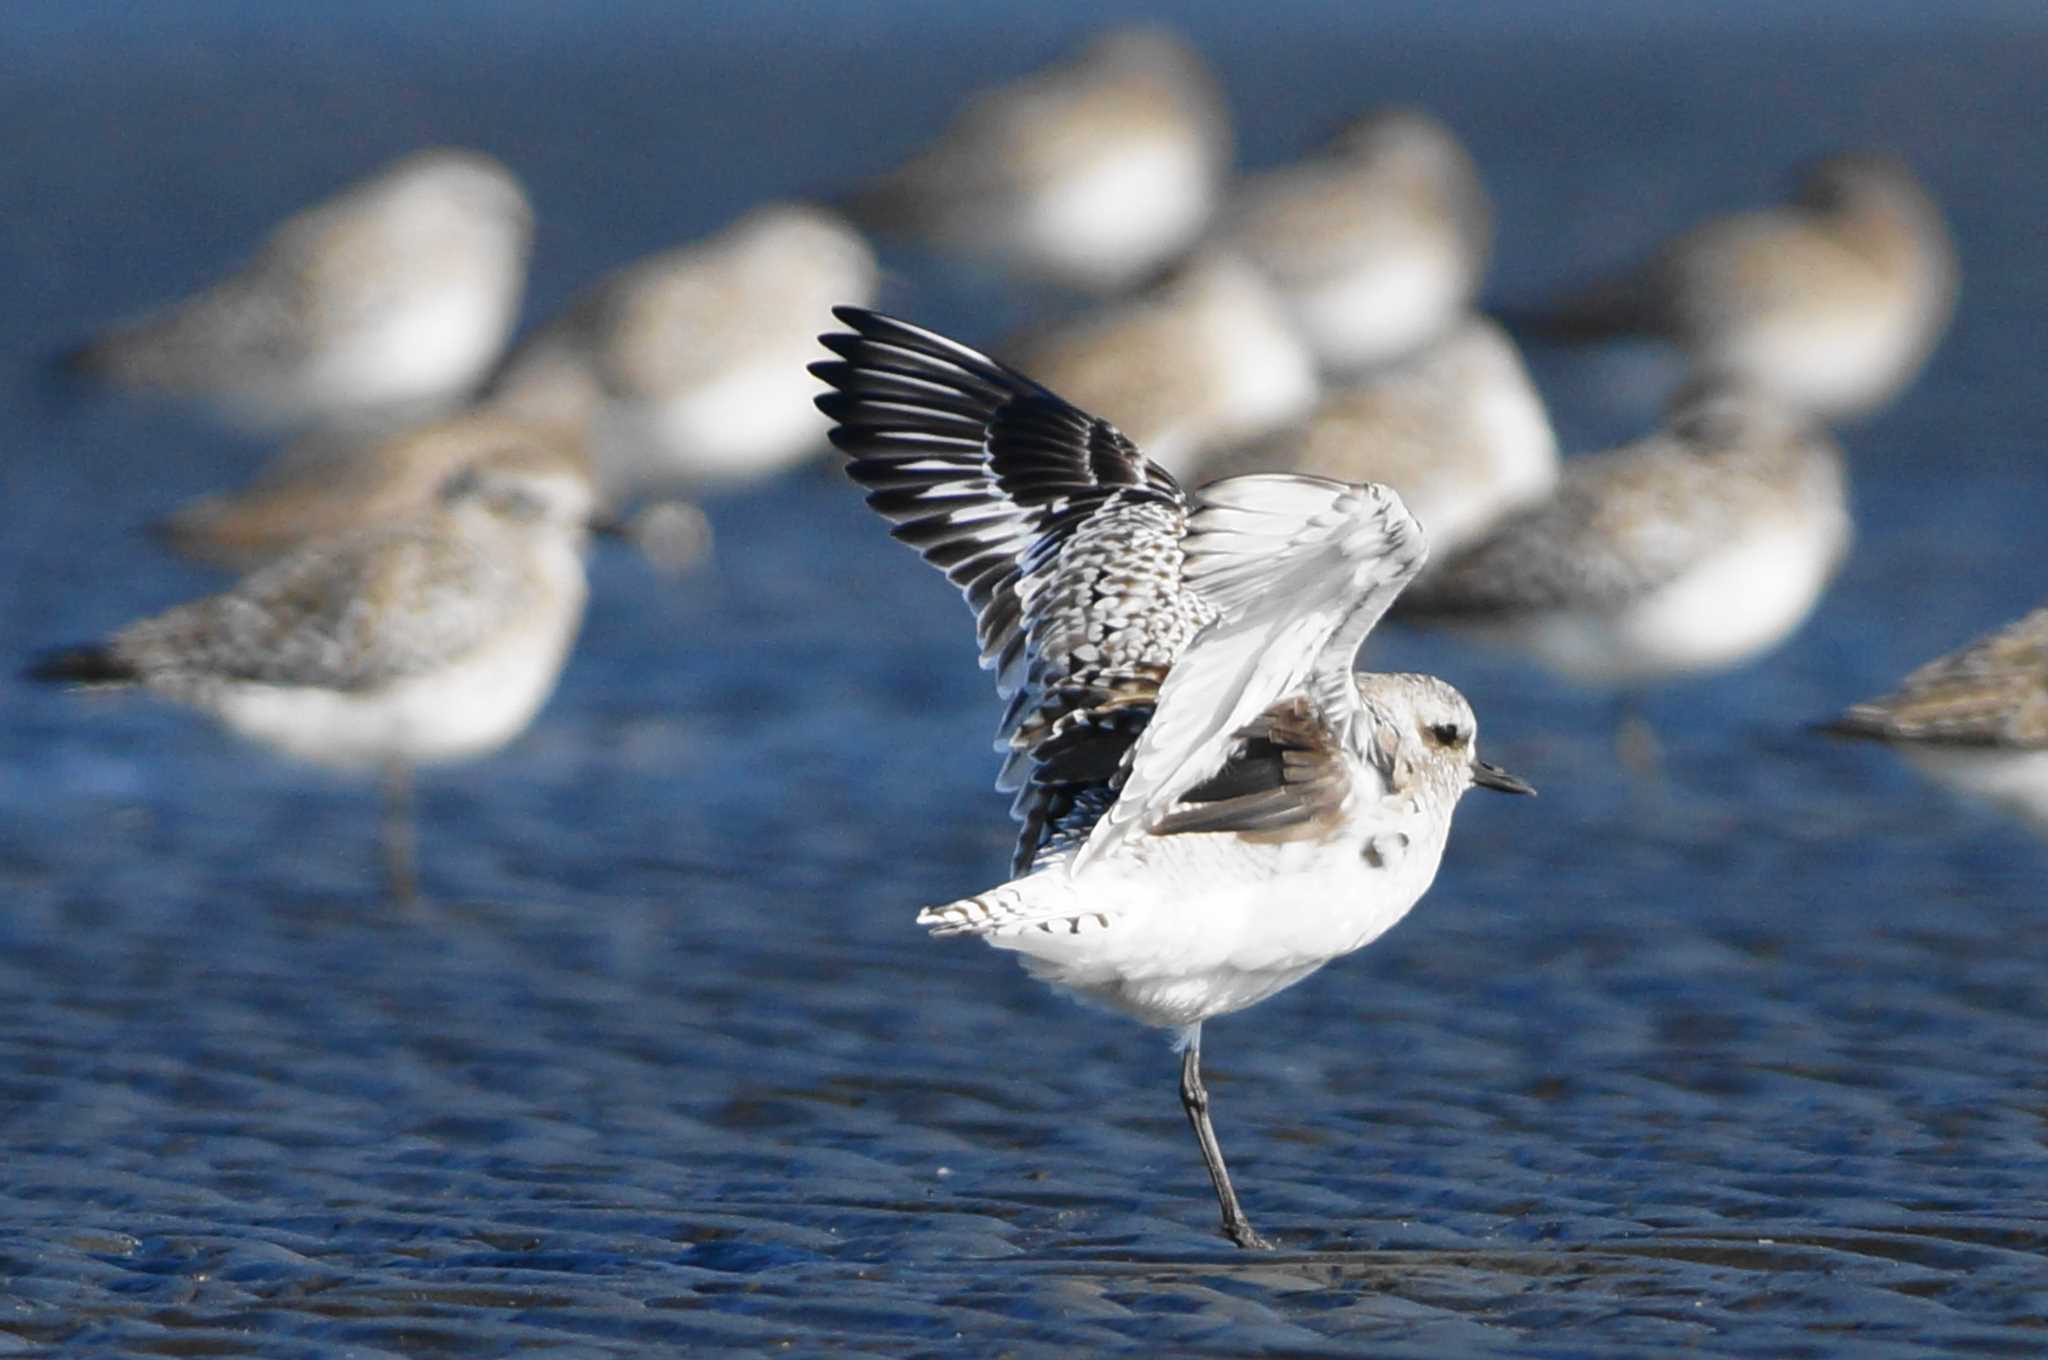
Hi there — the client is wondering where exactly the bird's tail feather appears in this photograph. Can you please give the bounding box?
[24,645,140,687]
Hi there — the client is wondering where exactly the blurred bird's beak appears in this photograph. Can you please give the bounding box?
[1471,760,1536,796]
[587,513,631,539]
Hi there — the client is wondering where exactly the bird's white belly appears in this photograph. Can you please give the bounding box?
[300,282,517,420]
[1713,298,1920,418]
[1405,390,1560,557]
[1900,745,2048,835]
[1287,244,1465,371]
[999,824,1449,1029]
[208,608,578,772]
[598,351,830,488]
[1019,139,1215,291]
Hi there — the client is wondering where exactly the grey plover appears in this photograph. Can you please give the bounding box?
[842,25,1231,293]
[1826,606,2048,836]
[1397,388,1852,696]
[1006,251,1319,482]
[63,148,533,433]
[1522,152,1957,419]
[29,437,597,904]
[1197,315,1557,557]
[814,306,1532,1249]
[490,202,877,501]
[1219,108,1493,373]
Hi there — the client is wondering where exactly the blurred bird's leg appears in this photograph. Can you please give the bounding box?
[1179,1023,1274,1250]
[381,760,421,910]
[1614,694,1664,778]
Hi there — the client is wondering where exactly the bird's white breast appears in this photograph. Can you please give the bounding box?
[997,796,1453,1029]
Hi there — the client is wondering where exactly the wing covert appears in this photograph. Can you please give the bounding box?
[1080,474,1427,864]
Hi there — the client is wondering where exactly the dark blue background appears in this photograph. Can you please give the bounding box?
[3,4,2046,1354]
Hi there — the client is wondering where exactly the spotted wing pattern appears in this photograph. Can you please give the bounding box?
[813,307,1215,871]
[1081,474,1428,864]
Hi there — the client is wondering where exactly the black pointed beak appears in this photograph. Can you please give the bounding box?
[1471,760,1536,797]
[587,513,631,539]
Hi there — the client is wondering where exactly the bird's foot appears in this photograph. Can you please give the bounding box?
[1223,1217,1276,1251]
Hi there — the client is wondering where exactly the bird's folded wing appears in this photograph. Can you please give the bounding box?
[1079,474,1426,865]
[1148,698,1351,837]
[121,529,510,692]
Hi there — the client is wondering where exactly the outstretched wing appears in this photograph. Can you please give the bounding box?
[1081,474,1428,865]
[813,307,1212,871]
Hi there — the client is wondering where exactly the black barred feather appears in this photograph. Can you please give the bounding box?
[814,306,1214,871]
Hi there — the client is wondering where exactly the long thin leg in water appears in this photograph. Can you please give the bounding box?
[1613,692,1664,778]
[381,760,420,909]
[1178,1023,1273,1250]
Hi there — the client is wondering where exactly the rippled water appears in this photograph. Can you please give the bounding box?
[4,4,2047,1355]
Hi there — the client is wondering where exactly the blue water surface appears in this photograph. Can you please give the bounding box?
[3,4,2047,1355]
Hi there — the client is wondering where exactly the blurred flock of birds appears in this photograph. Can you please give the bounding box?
[21,18,2047,1248]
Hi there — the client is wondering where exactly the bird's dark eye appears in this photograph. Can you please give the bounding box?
[1426,722,1466,747]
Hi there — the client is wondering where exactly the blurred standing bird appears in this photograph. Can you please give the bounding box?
[814,307,1532,1249]
[1006,252,1319,482]
[1825,606,2048,836]
[60,148,534,434]
[489,202,878,503]
[27,439,599,905]
[1219,108,1493,373]
[1517,152,1957,420]
[1196,315,1556,557]
[1396,389,1851,765]
[840,25,1232,294]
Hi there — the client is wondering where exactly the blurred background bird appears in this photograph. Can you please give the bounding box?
[1396,388,1852,767]
[27,435,600,905]
[1218,107,1492,374]
[489,202,878,504]
[840,24,1232,295]
[58,148,535,435]
[1513,152,1957,421]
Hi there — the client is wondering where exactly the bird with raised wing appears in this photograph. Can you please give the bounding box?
[813,306,1532,1249]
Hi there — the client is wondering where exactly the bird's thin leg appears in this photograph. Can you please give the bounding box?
[1178,1024,1274,1250]
[1613,692,1663,778]
[381,760,421,910]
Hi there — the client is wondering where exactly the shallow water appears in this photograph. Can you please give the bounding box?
[4,4,2048,1355]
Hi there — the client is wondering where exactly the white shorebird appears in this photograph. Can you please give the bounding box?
[841,25,1231,294]
[1006,252,1320,483]
[1826,606,2048,836]
[813,306,1532,1249]
[28,438,598,904]
[1219,108,1493,373]
[1520,152,1957,420]
[1396,389,1852,697]
[1196,315,1557,558]
[490,202,878,501]
[62,148,534,433]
